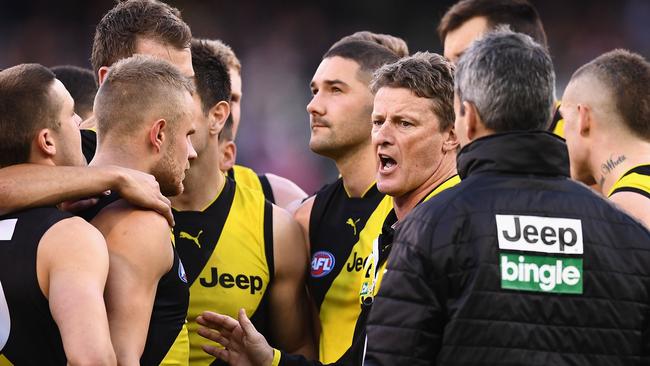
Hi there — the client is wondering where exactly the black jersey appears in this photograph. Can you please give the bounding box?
[79,193,189,365]
[0,207,72,365]
[80,129,97,163]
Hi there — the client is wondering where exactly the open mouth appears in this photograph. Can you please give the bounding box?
[379,154,397,172]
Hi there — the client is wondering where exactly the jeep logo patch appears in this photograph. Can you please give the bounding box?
[496,215,583,254]
[496,214,584,295]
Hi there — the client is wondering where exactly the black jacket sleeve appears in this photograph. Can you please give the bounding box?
[364,214,448,366]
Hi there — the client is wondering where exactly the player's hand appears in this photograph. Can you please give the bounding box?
[112,167,174,226]
[197,309,274,366]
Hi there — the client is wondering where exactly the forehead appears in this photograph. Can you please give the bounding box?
[444,16,489,63]
[228,68,242,95]
[134,37,194,78]
[373,87,435,116]
[311,56,364,86]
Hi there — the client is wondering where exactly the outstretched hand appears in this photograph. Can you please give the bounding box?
[197,309,275,366]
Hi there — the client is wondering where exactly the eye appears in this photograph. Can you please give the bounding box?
[372,119,384,126]
[310,88,318,96]
[331,86,343,94]
[400,120,413,127]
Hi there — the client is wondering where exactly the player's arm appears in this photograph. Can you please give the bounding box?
[610,191,650,228]
[39,216,116,366]
[0,164,174,225]
[92,205,173,366]
[292,196,314,253]
[269,205,316,358]
[265,174,308,211]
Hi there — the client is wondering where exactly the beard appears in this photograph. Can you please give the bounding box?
[151,142,184,197]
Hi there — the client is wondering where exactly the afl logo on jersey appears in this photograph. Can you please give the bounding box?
[178,261,188,283]
[311,251,335,278]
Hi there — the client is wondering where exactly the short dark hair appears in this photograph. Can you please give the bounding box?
[94,55,194,142]
[51,65,98,119]
[572,49,650,141]
[91,0,192,78]
[331,31,409,58]
[438,0,548,49]
[371,52,456,131]
[323,40,399,80]
[0,64,59,168]
[191,39,232,115]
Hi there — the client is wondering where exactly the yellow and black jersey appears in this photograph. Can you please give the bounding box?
[172,177,274,366]
[227,164,275,204]
[548,101,565,138]
[608,165,650,199]
[307,178,386,363]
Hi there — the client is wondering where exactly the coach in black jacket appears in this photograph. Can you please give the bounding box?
[364,29,650,366]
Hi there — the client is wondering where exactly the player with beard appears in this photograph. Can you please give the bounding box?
[79,55,196,366]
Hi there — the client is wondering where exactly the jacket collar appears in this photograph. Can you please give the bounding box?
[457,131,570,179]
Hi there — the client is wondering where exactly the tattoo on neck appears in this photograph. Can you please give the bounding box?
[600,154,626,176]
[599,176,605,187]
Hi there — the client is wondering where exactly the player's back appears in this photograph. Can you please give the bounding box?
[0,207,72,365]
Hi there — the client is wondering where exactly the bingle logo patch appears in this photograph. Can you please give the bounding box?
[496,215,584,294]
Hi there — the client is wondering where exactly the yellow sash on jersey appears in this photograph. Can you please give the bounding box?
[0,355,12,365]
[186,183,271,366]
[229,165,264,193]
[607,165,650,198]
[160,323,189,365]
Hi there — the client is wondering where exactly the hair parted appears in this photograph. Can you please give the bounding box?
[331,31,409,58]
[323,40,399,79]
[371,52,456,131]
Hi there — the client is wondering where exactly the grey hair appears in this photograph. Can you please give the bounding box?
[454,27,555,132]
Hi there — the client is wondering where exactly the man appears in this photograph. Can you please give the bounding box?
[561,50,650,227]
[80,55,196,365]
[437,0,566,136]
[365,29,650,365]
[195,52,460,366]
[295,39,398,364]
[0,0,193,223]
[0,64,115,365]
[206,39,307,209]
[169,38,314,365]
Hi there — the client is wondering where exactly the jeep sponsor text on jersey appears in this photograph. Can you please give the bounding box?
[199,267,263,295]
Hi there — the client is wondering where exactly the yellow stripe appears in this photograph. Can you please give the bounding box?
[159,323,190,366]
[608,165,650,197]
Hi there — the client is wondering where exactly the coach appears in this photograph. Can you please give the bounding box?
[364,29,650,366]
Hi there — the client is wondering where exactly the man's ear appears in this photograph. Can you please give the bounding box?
[577,103,591,137]
[219,140,237,172]
[463,101,481,141]
[442,126,460,152]
[149,119,167,153]
[209,101,230,136]
[34,129,57,159]
[97,66,110,86]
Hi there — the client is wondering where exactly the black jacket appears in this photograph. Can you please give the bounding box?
[365,131,650,366]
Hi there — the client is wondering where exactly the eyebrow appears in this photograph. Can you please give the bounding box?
[310,79,349,89]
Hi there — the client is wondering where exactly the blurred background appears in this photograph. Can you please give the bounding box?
[1,0,648,194]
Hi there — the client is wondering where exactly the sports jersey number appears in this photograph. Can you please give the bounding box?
[0,281,9,351]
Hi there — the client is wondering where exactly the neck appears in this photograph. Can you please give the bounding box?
[393,152,457,220]
[591,138,650,196]
[171,143,224,211]
[334,141,376,197]
[91,146,151,173]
